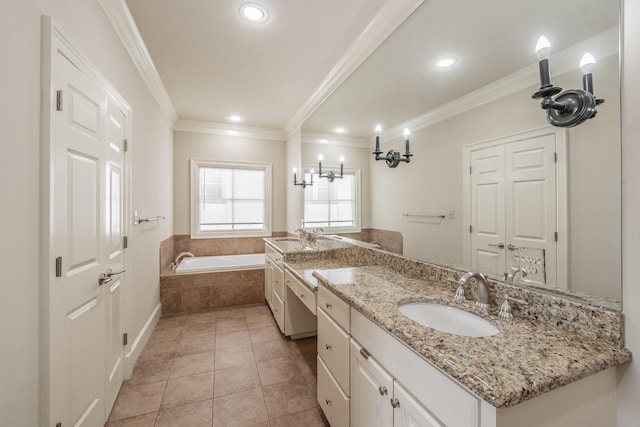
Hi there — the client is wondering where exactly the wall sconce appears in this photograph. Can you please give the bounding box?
[532,35,604,127]
[293,167,313,188]
[372,125,413,168]
[317,154,344,182]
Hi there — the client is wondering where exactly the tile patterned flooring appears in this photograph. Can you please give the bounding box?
[106,305,329,426]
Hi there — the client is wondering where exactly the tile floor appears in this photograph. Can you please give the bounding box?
[106,304,329,426]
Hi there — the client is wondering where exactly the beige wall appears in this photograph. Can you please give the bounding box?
[286,129,303,233]
[173,130,286,234]
[617,0,640,424]
[369,53,620,299]
[0,0,173,425]
[302,142,372,229]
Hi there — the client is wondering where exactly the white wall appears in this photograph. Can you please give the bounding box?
[302,142,371,228]
[369,54,621,299]
[173,131,286,234]
[286,129,304,233]
[0,1,173,425]
[616,0,640,424]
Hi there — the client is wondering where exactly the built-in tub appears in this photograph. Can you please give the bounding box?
[175,253,266,273]
[161,253,267,314]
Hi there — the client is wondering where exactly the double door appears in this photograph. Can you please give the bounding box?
[466,129,564,286]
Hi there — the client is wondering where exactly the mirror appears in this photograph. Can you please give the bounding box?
[301,0,621,310]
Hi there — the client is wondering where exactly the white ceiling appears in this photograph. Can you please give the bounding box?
[125,0,388,130]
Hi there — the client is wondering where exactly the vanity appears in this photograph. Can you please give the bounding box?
[267,236,631,427]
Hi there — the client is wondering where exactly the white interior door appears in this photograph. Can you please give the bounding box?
[470,146,506,276]
[48,33,128,427]
[505,134,557,284]
[466,128,563,286]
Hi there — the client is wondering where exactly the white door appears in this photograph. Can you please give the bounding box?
[49,40,127,427]
[393,382,443,427]
[350,340,393,427]
[505,134,557,284]
[470,146,506,275]
[467,129,561,286]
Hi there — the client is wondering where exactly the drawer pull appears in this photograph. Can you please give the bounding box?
[390,397,400,408]
[359,347,371,360]
[300,293,305,298]
[378,386,388,396]
[325,344,332,350]
[325,398,332,405]
[325,302,332,309]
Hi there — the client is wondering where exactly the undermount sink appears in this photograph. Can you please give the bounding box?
[398,303,499,337]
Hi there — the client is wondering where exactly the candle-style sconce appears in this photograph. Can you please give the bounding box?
[317,154,344,182]
[293,167,313,188]
[372,125,413,168]
[532,35,604,128]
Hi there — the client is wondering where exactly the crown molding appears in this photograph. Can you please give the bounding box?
[175,119,286,141]
[284,0,424,140]
[98,0,178,125]
[383,27,619,143]
[302,132,369,148]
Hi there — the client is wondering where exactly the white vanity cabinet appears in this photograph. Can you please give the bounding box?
[350,339,443,427]
[283,268,317,338]
[317,285,351,427]
[264,243,285,333]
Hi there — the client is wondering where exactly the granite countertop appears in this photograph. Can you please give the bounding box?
[310,265,632,408]
[284,259,355,288]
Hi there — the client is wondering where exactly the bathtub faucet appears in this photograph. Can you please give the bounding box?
[172,252,195,268]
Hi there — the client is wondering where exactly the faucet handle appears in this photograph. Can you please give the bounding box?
[447,278,466,300]
[499,294,528,319]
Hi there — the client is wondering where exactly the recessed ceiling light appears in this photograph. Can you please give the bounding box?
[229,115,242,122]
[434,56,457,68]
[240,3,269,24]
[335,127,345,134]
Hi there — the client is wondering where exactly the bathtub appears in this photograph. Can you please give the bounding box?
[175,253,266,273]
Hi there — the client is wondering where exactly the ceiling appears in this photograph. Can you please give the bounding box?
[125,0,388,131]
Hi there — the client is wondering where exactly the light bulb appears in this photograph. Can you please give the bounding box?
[535,35,551,60]
[318,154,324,161]
[580,53,596,74]
[375,124,382,135]
[310,169,314,174]
[403,128,411,139]
[339,156,345,163]
[292,168,297,174]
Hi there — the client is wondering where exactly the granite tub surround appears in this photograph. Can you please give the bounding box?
[312,265,631,408]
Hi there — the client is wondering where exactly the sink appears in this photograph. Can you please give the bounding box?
[398,303,499,337]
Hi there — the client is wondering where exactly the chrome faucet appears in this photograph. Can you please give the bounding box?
[294,228,308,246]
[454,271,491,309]
[172,252,194,268]
[503,266,527,283]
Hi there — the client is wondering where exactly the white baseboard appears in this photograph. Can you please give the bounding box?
[123,302,162,378]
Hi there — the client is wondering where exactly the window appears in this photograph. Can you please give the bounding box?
[303,169,360,232]
[191,160,272,238]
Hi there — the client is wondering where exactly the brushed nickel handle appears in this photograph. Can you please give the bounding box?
[325,344,332,350]
[378,386,388,395]
[488,242,505,249]
[300,293,305,298]
[98,267,126,285]
[325,398,332,405]
[390,397,400,408]
[325,302,332,309]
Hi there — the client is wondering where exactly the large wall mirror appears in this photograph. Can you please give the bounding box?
[301,0,621,310]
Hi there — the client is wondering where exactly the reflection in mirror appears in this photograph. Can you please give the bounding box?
[302,0,621,309]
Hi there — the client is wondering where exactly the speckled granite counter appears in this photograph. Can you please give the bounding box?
[310,265,632,408]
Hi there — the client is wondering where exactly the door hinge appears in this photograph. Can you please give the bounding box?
[554,231,558,242]
[56,90,63,111]
[124,139,128,152]
[123,333,128,346]
[56,423,62,427]
[469,165,472,174]
[469,225,473,233]
[123,235,128,249]
[554,152,557,163]
[55,257,62,278]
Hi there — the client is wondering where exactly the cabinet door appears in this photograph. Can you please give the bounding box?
[393,382,443,427]
[264,259,273,309]
[350,339,393,427]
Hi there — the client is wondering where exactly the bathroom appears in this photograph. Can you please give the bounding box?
[2,0,640,426]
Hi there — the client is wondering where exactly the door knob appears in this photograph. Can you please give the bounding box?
[488,242,505,249]
[98,267,126,285]
[506,243,518,251]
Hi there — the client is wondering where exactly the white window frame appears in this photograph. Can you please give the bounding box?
[301,167,361,233]
[190,159,272,238]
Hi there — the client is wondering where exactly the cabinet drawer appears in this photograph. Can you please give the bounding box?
[318,355,349,427]
[318,284,350,332]
[265,243,284,268]
[272,291,285,333]
[318,307,350,394]
[297,280,317,314]
[272,264,284,300]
